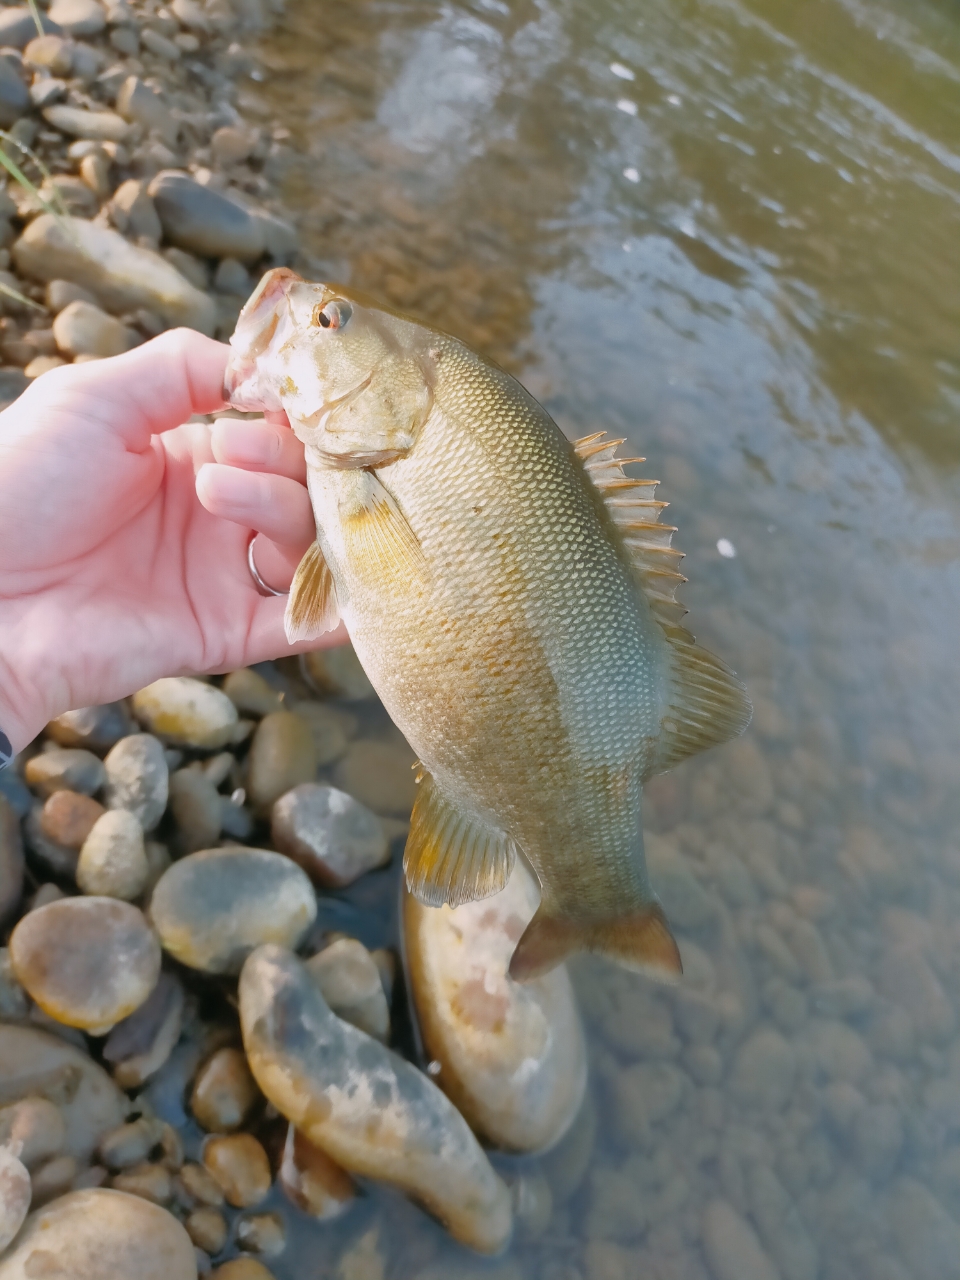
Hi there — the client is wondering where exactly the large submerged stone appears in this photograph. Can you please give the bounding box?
[239,944,512,1254]
[404,862,587,1153]
[271,783,388,887]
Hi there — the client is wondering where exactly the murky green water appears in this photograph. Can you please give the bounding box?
[244,1,960,1276]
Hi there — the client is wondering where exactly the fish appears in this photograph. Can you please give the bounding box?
[225,267,752,981]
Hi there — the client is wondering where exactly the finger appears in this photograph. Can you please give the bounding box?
[196,463,316,549]
[210,417,306,483]
[226,594,349,668]
[249,532,304,592]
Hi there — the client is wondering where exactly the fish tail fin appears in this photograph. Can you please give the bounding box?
[508,901,682,983]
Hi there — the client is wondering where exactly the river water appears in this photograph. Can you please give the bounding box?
[245,1,960,1277]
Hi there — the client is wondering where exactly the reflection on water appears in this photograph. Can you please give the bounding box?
[248,0,960,1275]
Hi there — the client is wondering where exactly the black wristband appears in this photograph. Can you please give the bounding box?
[0,730,11,770]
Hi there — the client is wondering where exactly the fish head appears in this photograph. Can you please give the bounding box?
[225,268,435,467]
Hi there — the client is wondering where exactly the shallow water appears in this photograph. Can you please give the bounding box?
[245,1,960,1276]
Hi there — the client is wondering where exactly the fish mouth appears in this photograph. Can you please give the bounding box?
[223,267,302,411]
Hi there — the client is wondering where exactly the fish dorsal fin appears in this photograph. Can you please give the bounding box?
[284,541,340,644]
[404,771,516,908]
[574,432,752,773]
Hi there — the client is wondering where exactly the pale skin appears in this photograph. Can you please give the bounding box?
[0,328,342,756]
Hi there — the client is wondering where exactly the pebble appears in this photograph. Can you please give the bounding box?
[0,1145,31,1251]
[0,948,28,1019]
[202,1133,271,1208]
[236,1212,285,1257]
[110,178,163,243]
[646,833,715,929]
[307,939,390,1042]
[290,702,349,765]
[332,740,417,817]
[77,808,148,899]
[99,1116,163,1170]
[404,861,588,1153]
[148,169,266,262]
[43,103,131,141]
[0,793,24,921]
[0,7,62,48]
[191,1047,260,1133]
[213,257,249,295]
[616,1062,684,1145]
[149,846,316,974]
[53,298,140,358]
[0,1097,65,1169]
[132,678,239,751]
[29,1152,78,1206]
[730,1027,797,1113]
[879,944,955,1043]
[25,34,72,74]
[211,1262,275,1280]
[211,125,254,166]
[807,1018,871,1083]
[24,746,105,797]
[222,668,283,718]
[0,58,27,126]
[186,1206,228,1254]
[0,1187,197,1280]
[301,646,374,700]
[246,710,318,814]
[239,944,512,1253]
[24,354,67,378]
[39,788,105,850]
[890,1178,960,1280]
[47,0,106,36]
[701,1199,778,1280]
[0,1025,125,1160]
[272,783,389,888]
[278,1124,355,1220]
[103,971,184,1088]
[9,896,161,1032]
[103,733,169,832]
[112,1160,173,1204]
[169,768,223,855]
[13,214,217,334]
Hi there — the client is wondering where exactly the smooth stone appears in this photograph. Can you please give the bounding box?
[246,711,317,815]
[0,1097,66,1169]
[24,803,79,878]
[239,944,512,1253]
[404,861,587,1153]
[222,668,282,718]
[0,1145,30,1250]
[879,945,956,1043]
[24,747,104,797]
[213,257,249,295]
[235,1211,284,1257]
[111,1160,173,1204]
[132,679,238,751]
[76,808,148,900]
[140,26,179,59]
[13,215,216,333]
[807,1018,871,1083]
[332,740,417,817]
[0,948,28,1019]
[271,783,388,888]
[47,702,132,751]
[616,1061,684,1144]
[115,75,176,144]
[43,103,130,141]
[103,971,184,1088]
[211,126,254,166]
[0,7,62,48]
[39,789,105,849]
[290,702,349,765]
[0,1188,197,1280]
[278,1124,355,1220]
[177,1162,225,1208]
[306,939,390,1042]
[149,846,316,974]
[0,1025,126,1160]
[10,896,161,1032]
[147,170,265,263]
[24,355,67,379]
[168,769,222,855]
[702,1199,778,1280]
[211,1263,275,1280]
[730,1027,796,1113]
[190,1047,259,1133]
[29,1152,78,1206]
[98,1116,163,1170]
[0,792,24,920]
[103,733,168,832]
[202,1133,271,1208]
[53,299,139,358]
[47,0,105,36]
[109,178,163,243]
[646,833,715,929]
[300,647,373,701]
[186,1206,228,1255]
[0,55,28,125]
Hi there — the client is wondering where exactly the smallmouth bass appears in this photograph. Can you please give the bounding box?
[225,268,751,980]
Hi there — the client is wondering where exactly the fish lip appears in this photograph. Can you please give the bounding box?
[224,268,301,410]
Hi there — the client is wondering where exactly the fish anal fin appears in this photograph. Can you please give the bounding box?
[284,542,339,644]
[404,772,516,908]
[508,901,682,983]
[342,476,427,579]
[655,624,752,772]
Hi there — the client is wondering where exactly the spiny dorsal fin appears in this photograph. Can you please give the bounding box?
[284,541,339,644]
[573,431,752,772]
[404,771,516,909]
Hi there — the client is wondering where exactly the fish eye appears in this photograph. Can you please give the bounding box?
[312,300,352,331]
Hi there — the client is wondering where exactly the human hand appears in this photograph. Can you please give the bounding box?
[0,328,339,755]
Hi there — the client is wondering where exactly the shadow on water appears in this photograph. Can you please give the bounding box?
[246,0,960,1275]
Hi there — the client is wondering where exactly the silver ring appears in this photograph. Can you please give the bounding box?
[247,534,289,597]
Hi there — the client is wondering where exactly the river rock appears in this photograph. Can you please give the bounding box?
[77,808,148,899]
[879,945,956,1043]
[99,1116,163,1170]
[149,846,316,974]
[0,1145,30,1251]
[0,55,28,126]
[115,75,176,144]
[211,126,254,166]
[47,0,105,35]
[24,747,105,797]
[202,1133,271,1208]
[246,711,317,815]
[239,944,512,1253]
[148,170,265,262]
[132,678,238,750]
[53,299,140,358]
[404,861,587,1153]
[300,646,373,700]
[46,701,133,750]
[279,1124,355,1220]
[10,896,161,1032]
[0,1188,197,1280]
[890,1178,960,1280]
[0,1025,126,1159]
[0,7,62,47]
[109,178,163,244]
[332,740,417,817]
[306,939,390,1042]
[0,1097,65,1169]
[271,783,388,887]
[702,1199,778,1280]
[730,1026,796,1113]
[191,1047,259,1133]
[13,215,216,333]
[103,971,184,1088]
[211,1262,275,1280]
[0,948,28,1019]
[39,789,105,849]
[103,733,168,832]
[168,768,222,855]
[186,1205,227,1254]
[290,702,349,765]
[43,104,131,141]
[223,668,283,718]
[0,792,24,921]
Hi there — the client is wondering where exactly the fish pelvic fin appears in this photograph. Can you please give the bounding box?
[284,541,340,644]
[404,771,516,908]
[508,901,683,983]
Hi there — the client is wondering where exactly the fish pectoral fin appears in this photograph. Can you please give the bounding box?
[508,902,682,982]
[284,541,340,644]
[403,772,516,908]
[342,473,427,580]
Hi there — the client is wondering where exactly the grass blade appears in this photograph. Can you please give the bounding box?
[27,0,44,37]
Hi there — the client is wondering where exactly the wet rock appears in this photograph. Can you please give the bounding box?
[39,789,105,850]
[0,56,29,126]
[807,1018,871,1083]
[148,170,266,262]
[53,299,139,358]
[879,945,955,1043]
[300,646,374,701]
[239,944,512,1253]
[0,1187,197,1280]
[13,215,217,333]
[890,1178,960,1280]
[405,862,587,1154]
[702,1199,778,1280]
[271,784,388,888]
[202,1133,271,1208]
[646,834,715,929]
[0,1145,30,1251]
[746,1164,818,1280]
[29,1152,78,1206]
[103,733,168,832]
[730,1027,796,1113]
[150,846,316,974]
[246,711,317,815]
[616,1062,684,1145]
[191,1047,259,1133]
[0,951,29,1019]
[99,1116,163,1170]
[236,1212,285,1257]
[24,747,105,797]
[115,75,176,144]
[112,1160,173,1204]
[211,125,255,166]
[169,769,222,855]
[0,1025,126,1160]
[186,1206,228,1255]
[77,808,148,899]
[0,792,24,921]
[10,896,161,1032]
[0,1097,65,1169]
[103,972,184,1089]
[47,0,105,36]
[278,1124,355,1220]
[211,1262,275,1280]
[307,939,390,1042]
[223,668,283,718]
[290,702,349,765]
[132,679,239,751]
[0,7,62,48]
[332,740,417,817]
